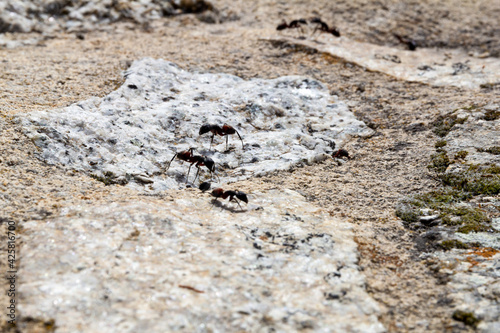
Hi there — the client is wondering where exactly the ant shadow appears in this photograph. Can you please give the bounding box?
[210,199,247,213]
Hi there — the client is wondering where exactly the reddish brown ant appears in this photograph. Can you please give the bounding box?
[199,123,244,150]
[277,19,307,35]
[191,155,217,183]
[332,148,350,159]
[166,148,217,183]
[211,188,248,210]
[310,18,340,37]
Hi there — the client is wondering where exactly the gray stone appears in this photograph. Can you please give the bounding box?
[19,189,385,333]
[21,58,372,192]
[268,36,500,89]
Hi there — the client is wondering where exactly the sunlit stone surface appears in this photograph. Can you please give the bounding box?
[430,232,500,333]
[270,36,500,89]
[19,189,385,332]
[21,58,371,191]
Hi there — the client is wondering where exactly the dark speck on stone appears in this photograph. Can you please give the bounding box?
[324,292,341,300]
[127,84,138,89]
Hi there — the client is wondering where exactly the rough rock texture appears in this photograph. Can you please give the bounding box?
[271,36,500,89]
[1,0,500,332]
[20,58,370,190]
[0,0,214,33]
[19,190,384,333]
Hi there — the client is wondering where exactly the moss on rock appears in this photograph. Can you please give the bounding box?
[452,310,480,328]
[432,113,468,137]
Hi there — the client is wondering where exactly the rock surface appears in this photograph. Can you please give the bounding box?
[270,36,500,89]
[19,190,384,333]
[1,1,500,332]
[20,58,371,190]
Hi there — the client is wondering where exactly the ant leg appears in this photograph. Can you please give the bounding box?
[193,166,201,183]
[185,163,193,183]
[231,197,243,210]
[210,198,218,209]
[210,170,220,183]
[234,130,244,149]
[310,26,317,38]
[166,153,177,171]
[210,134,215,150]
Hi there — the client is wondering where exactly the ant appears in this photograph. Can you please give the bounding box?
[166,148,217,183]
[277,19,307,35]
[332,149,350,159]
[199,123,244,150]
[310,18,340,37]
[211,188,249,210]
[393,34,417,51]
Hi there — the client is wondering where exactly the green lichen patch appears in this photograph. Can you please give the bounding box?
[90,171,119,186]
[428,152,450,173]
[439,239,471,251]
[440,172,500,196]
[484,165,500,174]
[462,104,480,111]
[399,144,499,241]
[440,206,492,234]
[413,189,471,209]
[432,113,468,137]
[395,207,420,223]
[435,140,447,149]
[477,146,500,155]
[457,223,491,234]
[484,109,500,121]
[452,310,481,328]
[454,151,468,160]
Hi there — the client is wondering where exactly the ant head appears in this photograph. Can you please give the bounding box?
[211,188,224,198]
[199,124,213,135]
[235,191,248,203]
[331,28,340,37]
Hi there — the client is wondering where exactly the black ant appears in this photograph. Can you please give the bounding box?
[310,18,340,37]
[166,148,217,183]
[393,34,417,51]
[199,123,244,150]
[277,19,307,35]
[211,188,249,210]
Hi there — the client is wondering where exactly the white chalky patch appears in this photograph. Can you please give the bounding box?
[21,58,371,191]
[19,190,385,333]
[269,36,500,89]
